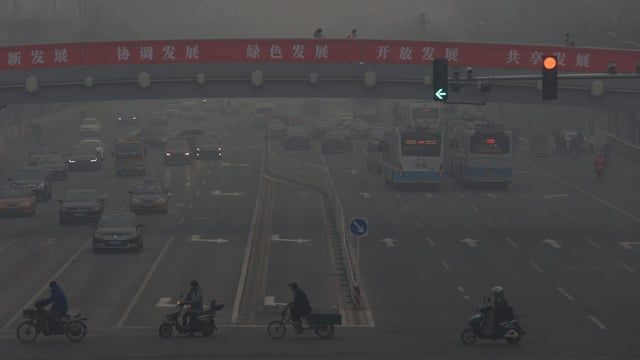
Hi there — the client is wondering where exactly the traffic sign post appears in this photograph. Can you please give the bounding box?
[350,217,368,266]
[432,58,449,102]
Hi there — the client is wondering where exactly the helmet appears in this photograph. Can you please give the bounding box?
[491,286,504,299]
[190,280,199,288]
[49,281,57,288]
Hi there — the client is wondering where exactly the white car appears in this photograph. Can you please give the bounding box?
[80,118,101,137]
[79,139,105,160]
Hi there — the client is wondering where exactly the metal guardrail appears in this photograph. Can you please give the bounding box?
[265,140,361,308]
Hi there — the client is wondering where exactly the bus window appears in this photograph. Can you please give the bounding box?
[400,133,440,156]
[470,132,510,154]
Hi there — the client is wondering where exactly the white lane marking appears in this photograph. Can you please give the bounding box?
[461,238,480,248]
[116,235,175,328]
[519,193,529,200]
[619,260,637,275]
[2,239,90,330]
[457,193,465,199]
[270,234,311,244]
[541,239,562,249]
[187,203,194,210]
[210,190,244,196]
[457,286,470,300]
[190,235,229,244]
[440,259,451,272]
[426,237,435,247]
[414,219,422,228]
[538,206,550,214]
[178,217,185,224]
[360,192,371,199]
[528,161,640,225]
[587,239,602,249]
[471,205,480,213]
[403,205,411,213]
[588,315,607,330]
[619,242,640,250]
[557,287,576,301]
[395,192,401,199]
[485,193,497,199]
[193,216,209,220]
[562,221,573,229]
[195,189,201,197]
[487,220,497,229]
[529,260,544,273]
[0,238,17,252]
[507,237,519,248]
[544,194,569,199]
[156,297,175,308]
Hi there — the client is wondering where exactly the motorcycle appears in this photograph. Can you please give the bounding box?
[460,297,525,345]
[158,298,224,338]
[16,304,88,343]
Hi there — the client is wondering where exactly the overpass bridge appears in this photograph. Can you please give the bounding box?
[0,38,639,109]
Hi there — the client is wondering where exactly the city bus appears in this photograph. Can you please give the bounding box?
[113,140,146,176]
[408,102,441,126]
[379,125,446,187]
[447,121,513,188]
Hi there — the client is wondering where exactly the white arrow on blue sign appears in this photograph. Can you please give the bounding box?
[350,217,369,237]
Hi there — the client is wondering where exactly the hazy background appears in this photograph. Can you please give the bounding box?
[0,0,638,47]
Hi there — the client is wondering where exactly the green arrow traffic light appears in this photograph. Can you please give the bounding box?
[433,58,448,102]
[435,88,447,100]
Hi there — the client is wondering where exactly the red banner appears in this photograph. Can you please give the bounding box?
[0,39,638,73]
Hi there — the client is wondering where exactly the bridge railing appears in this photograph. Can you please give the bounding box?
[265,139,361,308]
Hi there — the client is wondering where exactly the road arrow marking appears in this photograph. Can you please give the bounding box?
[156,297,175,308]
[541,239,562,249]
[210,190,244,197]
[460,238,480,248]
[544,194,569,199]
[619,242,640,250]
[190,235,229,244]
[40,238,56,247]
[349,169,360,175]
[270,234,311,244]
[435,88,447,100]
[380,238,398,247]
[360,192,371,199]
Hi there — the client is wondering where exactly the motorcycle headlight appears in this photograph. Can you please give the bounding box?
[184,152,190,156]
[19,201,31,208]
[68,159,76,163]
[90,158,98,162]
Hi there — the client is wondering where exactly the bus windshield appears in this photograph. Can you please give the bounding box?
[400,132,441,157]
[470,132,510,154]
[411,106,440,121]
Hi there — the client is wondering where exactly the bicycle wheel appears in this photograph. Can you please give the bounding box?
[314,322,335,339]
[267,320,287,339]
[16,321,39,344]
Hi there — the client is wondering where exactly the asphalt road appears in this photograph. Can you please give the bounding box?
[1,102,639,360]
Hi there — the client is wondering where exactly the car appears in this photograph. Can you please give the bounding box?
[58,189,105,225]
[117,114,139,126]
[164,139,192,164]
[129,179,170,213]
[282,127,311,151]
[10,167,52,201]
[79,118,102,137]
[269,120,288,138]
[92,211,144,252]
[35,153,68,180]
[27,144,55,166]
[194,135,223,160]
[350,120,371,139]
[68,140,104,170]
[321,131,354,153]
[366,140,383,172]
[124,128,167,146]
[161,128,207,145]
[311,120,333,140]
[0,184,36,217]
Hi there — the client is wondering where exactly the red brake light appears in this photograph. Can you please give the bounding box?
[486,138,495,144]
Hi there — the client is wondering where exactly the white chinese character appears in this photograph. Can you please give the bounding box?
[421,47,435,61]
[553,51,567,66]
[269,45,283,59]
[117,46,131,61]
[53,49,68,63]
[399,46,413,60]
[292,44,305,59]
[185,45,200,60]
[31,50,45,64]
[529,51,544,65]
[246,45,261,59]
[8,51,22,66]
[315,45,329,59]
[139,46,153,60]
[575,53,591,68]
[444,48,459,62]
[505,49,520,64]
[162,45,176,60]
[376,45,390,60]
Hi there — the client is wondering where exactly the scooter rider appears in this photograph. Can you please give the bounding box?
[35,281,68,331]
[288,282,312,334]
[182,280,203,330]
[491,286,513,333]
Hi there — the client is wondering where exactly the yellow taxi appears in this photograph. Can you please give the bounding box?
[0,184,36,217]
[128,179,169,214]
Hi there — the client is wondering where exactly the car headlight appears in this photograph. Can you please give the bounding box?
[90,158,98,162]
[165,153,171,156]
[185,152,190,156]
[118,117,123,121]
[68,159,76,163]
[196,148,200,151]
[154,198,166,204]
[132,116,137,120]
[19,201,31,208]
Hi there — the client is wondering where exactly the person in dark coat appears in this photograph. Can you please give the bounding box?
[288,282,312,333]
[35,281,68,330]
[491,286,513,333]
[182,280,203,329]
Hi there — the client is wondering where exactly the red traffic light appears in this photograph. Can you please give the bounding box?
[543,56,557,70]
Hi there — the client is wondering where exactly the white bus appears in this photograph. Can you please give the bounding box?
[409,102,441,126]
[379,126,446,187]
[447,122,513,188]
